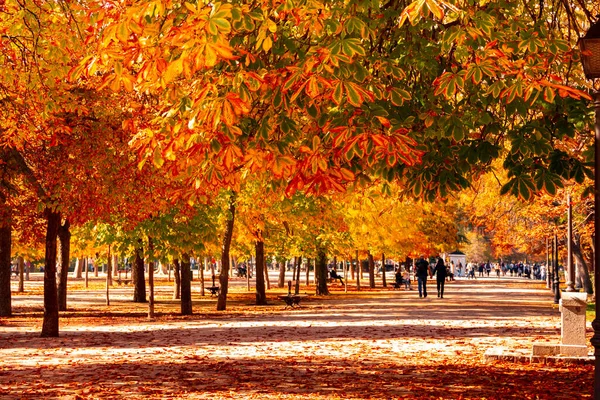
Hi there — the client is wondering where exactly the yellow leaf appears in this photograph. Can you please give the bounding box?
[262,36,273,52]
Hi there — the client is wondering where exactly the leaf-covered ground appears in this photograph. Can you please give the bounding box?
[0,275,594,399]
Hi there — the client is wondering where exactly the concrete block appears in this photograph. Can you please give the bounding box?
[560,292,588,308]
[559,344,590,357]
[532,343,560,356]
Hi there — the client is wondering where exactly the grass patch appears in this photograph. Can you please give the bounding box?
[587,302,596,322]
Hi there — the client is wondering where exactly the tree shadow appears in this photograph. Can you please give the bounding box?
[0,355,592,399]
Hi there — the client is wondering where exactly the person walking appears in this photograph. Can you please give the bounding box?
[433,257,447,298]
[415,255,432,298]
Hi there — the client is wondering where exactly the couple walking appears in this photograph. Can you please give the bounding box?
[415,255,447,299]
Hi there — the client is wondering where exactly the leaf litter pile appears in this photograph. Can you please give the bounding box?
[0,278,594,399]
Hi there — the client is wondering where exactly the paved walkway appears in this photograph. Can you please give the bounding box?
[0,276,594,399]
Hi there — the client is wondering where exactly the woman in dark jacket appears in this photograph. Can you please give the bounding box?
[433,257,447,298]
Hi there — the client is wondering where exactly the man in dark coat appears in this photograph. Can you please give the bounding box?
[415,255,432,298]
[433,257,447,298]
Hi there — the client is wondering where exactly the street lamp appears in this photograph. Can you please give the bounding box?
[578,18,600,399]
[566,193,575,292]
[553,230,560,304]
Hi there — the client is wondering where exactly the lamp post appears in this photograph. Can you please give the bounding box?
[546,236,551,288]
[566,194,575,291]
[579,18,600,398]
[553,230,561,304]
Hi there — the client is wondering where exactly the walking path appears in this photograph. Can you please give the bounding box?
[0,276,594,399]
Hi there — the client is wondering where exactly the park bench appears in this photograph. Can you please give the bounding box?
[115,278,131,285]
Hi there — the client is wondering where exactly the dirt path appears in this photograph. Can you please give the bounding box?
[0,277,594,399]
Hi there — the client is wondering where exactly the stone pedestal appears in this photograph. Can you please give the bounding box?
[559,292,588,346]
[532,292,589,358]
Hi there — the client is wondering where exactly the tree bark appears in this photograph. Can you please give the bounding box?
[368,251,375,288]
[255,238,267,305]
[315,247,329,295]
[112,255,119,277]
[148,237,155,319]
[199,257,205,297]
[17,256,24,293]
[106,246,112,286]
[264,256,271,290]
[173,259,181,300]
[278,261,285,288]
[355,250,360,291]
[106,248,110,306]
[41,209,61,337]
[217,193,236,311]
[572,235,593,294]
[133,240,146,303]
[74,258,83,279]
[57,219,71,312]
[306,258,310,285]
[294,256,301,294]
[381,253,387,287]
[181,254,192,315]
[0,215,11,317]
[84,258,88,288]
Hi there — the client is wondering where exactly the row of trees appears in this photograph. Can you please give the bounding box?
[0,0,598,337]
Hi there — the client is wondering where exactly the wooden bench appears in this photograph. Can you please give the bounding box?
[207,286,220,297]
[116,278,131,285]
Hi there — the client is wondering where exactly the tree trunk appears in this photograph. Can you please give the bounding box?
[94,254,98,277]
[57,219,71,312]
[278,261,285,288]
[112,255,119,277]
[291,257,297,291]
[247,256,251,292]
[355,250,360,291]
[173,259,181,300]
[0,215,11,317]
[133,240,146,303]
[18,256,24,293]
[106,249,110,306]
[106,246,112,286]
[294,256,301,295]
[351,257,355,280]
[315,247,329,295]
[306,258,310,286]
[368,251,375,288]
[264,257,271,290]
[217,193,236,311]
[381,253,387,287]
[181,254,192,315]
[199,257,205,297]
[255,238,267,305]
[74,258,83,279]
[41,209,61,337]
[572,235,593,294]
[343,260,348,293]
[84,258,88,288]
[148,237,155,319]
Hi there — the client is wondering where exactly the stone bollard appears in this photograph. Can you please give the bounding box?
[558,292,588,356]
[532,292,589,358]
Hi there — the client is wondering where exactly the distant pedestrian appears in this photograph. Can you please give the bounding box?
[415,255,432,298]
[433,257,447,298]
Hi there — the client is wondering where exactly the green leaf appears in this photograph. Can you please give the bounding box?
[340,38,366,57]
[345,83,363,107]
[332,81,344,105]
[390,87,411,106]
